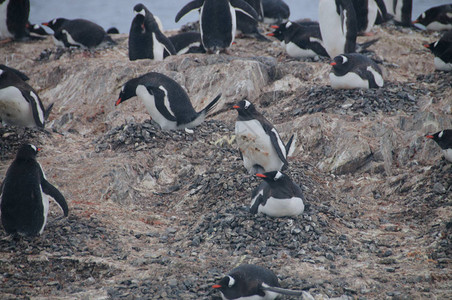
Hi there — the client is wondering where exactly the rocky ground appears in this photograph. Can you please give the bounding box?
[0,22,451,299]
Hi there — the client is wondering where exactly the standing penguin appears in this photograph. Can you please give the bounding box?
[426,130,452,162]
[250,171,305,217]
[0,65,52,128]
[129,3,176,61]
[0,0,29,40]
[175,0,259,54]
[233,100,294,174]
[115,72,221,130]
[424,30,452,72]
[212,264,304,299]
[318,0,358,58]
[383,0,412,26]
[42,18,116,48]
[329,53,384,89]
[351,0,379,35]
[1,144,68,236]
[414,4,452,31]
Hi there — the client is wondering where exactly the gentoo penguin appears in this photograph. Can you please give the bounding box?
[0,64,29,81]
[129,3,176,61]
[424,30,452,71]
[329,53,383,89]
[42,18,116,48]
[250,171,305,217]
[233,100,294,174]
[413,4,452,31]
[268,21,329,58]
[383,0,412,26]
[261,0,290,24]
[1,144,68,236]
[351,0,379,35]
[0,0,29,40]
[26,23,49,36]
[318,0,358,58]
[426,130,452,162]
[212,264,304,300]
[115,72,221,130]
[0,65,52,128]
[175,0,259,54]
[236,0,269,41]
[168,32,205,55]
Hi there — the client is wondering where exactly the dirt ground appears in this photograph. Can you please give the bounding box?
[0,22,451,299]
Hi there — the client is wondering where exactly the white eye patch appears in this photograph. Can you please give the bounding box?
[30,144,37,152]
[274,171,283,180]
[340,55,348,63]
[244,100,251,109]
[227,276,235,287]
[135,9,145,16]
[439,131,443,138]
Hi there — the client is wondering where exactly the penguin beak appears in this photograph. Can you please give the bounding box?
[37,147,42,152]
[115,98,122,106]
[412,19,419,24]
[232,105,240,109]
[270,25,279,29]
[423,44,430,48]
[425,135,434,139]
[330,62,337,66]
[212,284,222,289]
[267,33,275,36]
[42,22,49,26]
[256,173,267,178]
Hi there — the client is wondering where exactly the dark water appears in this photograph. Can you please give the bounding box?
[29,0,450,33]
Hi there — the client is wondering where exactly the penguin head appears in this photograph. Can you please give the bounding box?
[233,100,258,117]
[330,55,350,70]
[413,12,427,26]
[133,3,148,16]
[256,171,286,183]
[116,79,139,106]
[267,24,284,41]
[212,275,245,299]
[16,144,40,160]
[426,130,451,149]
[42,18,68,31]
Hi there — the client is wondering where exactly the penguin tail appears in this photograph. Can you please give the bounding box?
[103,35,117,46]
[44,103,54,121]
[200,93,222,116]
[356,38,379,53]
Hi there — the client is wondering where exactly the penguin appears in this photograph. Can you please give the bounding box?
[351,0,379,35]
[129,3,176,61]
[168,32,205,55]
[382,0,412,26]
[233,100,294,174]
[424,30,452,72]
[106,27,119,34]
[26,23,49,36]
[42,18,116,48]
[175,0,259,54]
[426,130,452,162]
[212,264,304,300]
[413,4,452,31]
[261,0,290,24]
[1,144,68,236]
[0,64,29,81]
[268,21,329,58]
[250,171,305,217]
[0,65,53,128]
[0,0,29,40]
[329,53,383,89]
[115,72,221,130]
[318,0,358,58]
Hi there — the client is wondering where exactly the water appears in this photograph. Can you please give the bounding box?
[29,0,450,33]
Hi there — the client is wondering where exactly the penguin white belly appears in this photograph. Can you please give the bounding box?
[235,120,284,173]
[434,57,452,71]
[136,85,177,130]
[329,72,369,89]
[285,42,317,58]
[0,3,13,39]
[220,292,279,300]
[39,187,50,235]
[228,3,237,48]
[52,36,66,47]
[152,33,165,61]
[426,22,452,31]
[443,149,452,162]
[318,0,346,58]
[258,196,305,217]
[0,87,36,127]
[365,0,378,33]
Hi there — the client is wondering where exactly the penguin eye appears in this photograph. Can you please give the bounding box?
[244,100,251,109]
[227,276,235,287]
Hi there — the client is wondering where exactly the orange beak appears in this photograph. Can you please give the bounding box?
[115,98,122,106]
[330,62,337,66]
[271,25,279,29]
[42,22,49,26]
[256,173,266,178]
[412,19,419,24]
[212,284,222,289]
[423,44,430,48]
[37,147,42,152]
[425,135,434,139]
[232,105,239,109]
[267,32,275,36]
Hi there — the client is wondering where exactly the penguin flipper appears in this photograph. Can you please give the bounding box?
[200,93,221,115]
[285,134,296,157]
[40,178,68,217]
[230,0,259,21]
[147,85,177,122]
[266,125,289,167]
[21,90,45,128]
[175,0,204,22]
[249,193,263,214]
[44,103,54,121]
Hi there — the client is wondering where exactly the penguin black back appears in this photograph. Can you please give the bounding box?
[0,0,30,40]
[414,4,452,31]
